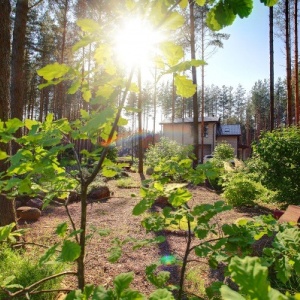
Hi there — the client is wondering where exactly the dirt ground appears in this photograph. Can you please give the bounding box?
[21,172,277,299]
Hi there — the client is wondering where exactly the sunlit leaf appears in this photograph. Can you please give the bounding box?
[159,42,184,67]
[113,272,134,297]
[94,45,112,65]
[59,240,81,262]
[37,63,70,81]
[72,36,94,52]
[169,188,192,207]
[102,167,118,178]
[163,12,185,31]
[179,0,188,9]
[82,87,92,102]
[260,0,278,6]
[0,223,15,241]
[96,84,115,100]
[174,74,196,98]
[65,290,83,300]
[149,289,175,300]
[24,119,40,130]
[0,150,8,161]
[68,80,81,94]
[77,19,102,33]
[220,285,245,300]
[5,118,23,134]
[92,285,115,300]
[195,0,206,5]
[56,222,68,237]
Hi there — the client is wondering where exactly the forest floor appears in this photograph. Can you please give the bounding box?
[21,171,278,299]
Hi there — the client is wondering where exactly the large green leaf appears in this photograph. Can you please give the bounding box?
[113,272,134,297]
[59,240,81,262]
[0,150,8,160]
[92,286,114,300]
[149,289,175,300]
[0,223,15,241]
[77,19,102,33]
[174,74,196,98]
[220,285,246,300]
[133,199,152,215]
[169,188,192,207]
[260,0,278,6]
[163,11,185,30]
[228,256,270,299]
[230,0,253,18]
[159,42,184,67]
[37,63,70,81]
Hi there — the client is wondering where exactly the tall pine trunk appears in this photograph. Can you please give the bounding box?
[294,0,299,124]
[270,6,275,131]
[189,0,199,165]
[0,0,17,227]
[285,0,293,126]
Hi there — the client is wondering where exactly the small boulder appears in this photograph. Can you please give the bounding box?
[26,198,43,210]
[16,206,41,221]
[67,191,80,203]
[88,186,110,200]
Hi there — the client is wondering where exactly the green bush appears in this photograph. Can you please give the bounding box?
[0,245,64,300]
[252,126,300,204]
[213,142,235,161]
[145,137,193,169]
[222,176,261,207]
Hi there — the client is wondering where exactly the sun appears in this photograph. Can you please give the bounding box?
[113,17,164,69]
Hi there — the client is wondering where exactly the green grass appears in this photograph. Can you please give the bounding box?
[116,177,140,188]
[0,245,65,300]
[185,265,208,298]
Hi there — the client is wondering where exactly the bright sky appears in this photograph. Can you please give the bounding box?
[204,0,286,92]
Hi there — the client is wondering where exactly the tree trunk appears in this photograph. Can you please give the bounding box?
[10,0,29,155]
[200,7,205,162]
[294,0,299,124]
[0,0,17,227]
[189,0,199,165]
[285,0,293,126]
[138,69,143,174]
[270,6,275,131]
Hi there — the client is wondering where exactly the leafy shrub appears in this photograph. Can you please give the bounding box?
[252,126,300,204]
[145,137,193,169]
[222,175,262,207]
[213,142,235,161]
[0,245,64,300]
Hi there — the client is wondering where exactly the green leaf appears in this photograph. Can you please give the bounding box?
[108,246,122,263]
[163,12,185,30]
[179,0,188,8]
[0,223,15,241]
[195,0,206,5]
[230,0,253,18]
[0,150,8,160]
[121,290,145,299]
[92,285,114,300]
[228,256,270,299]
[159,42,184,67]
[102,166,118,178]
[59,240,81,262]
[39,243,60,265]
[65,290,83,300]
[220,285,246,300]
[260,0,278,6]
[68,80,81,94]
[149,289,175,300]
[77,19,102,33]
[72,36,94,52]
[169,188,192,207]
[174,74,196,98]
[133,199,152,215]
[5,118,23,134]
[37,63,70,81]
[113,272,134,297]
[83,284,95,299]
[56,222,68,237]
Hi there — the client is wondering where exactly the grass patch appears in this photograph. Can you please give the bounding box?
[116,178,140,188]
[185,265,208,298]
[0,245,64,300]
